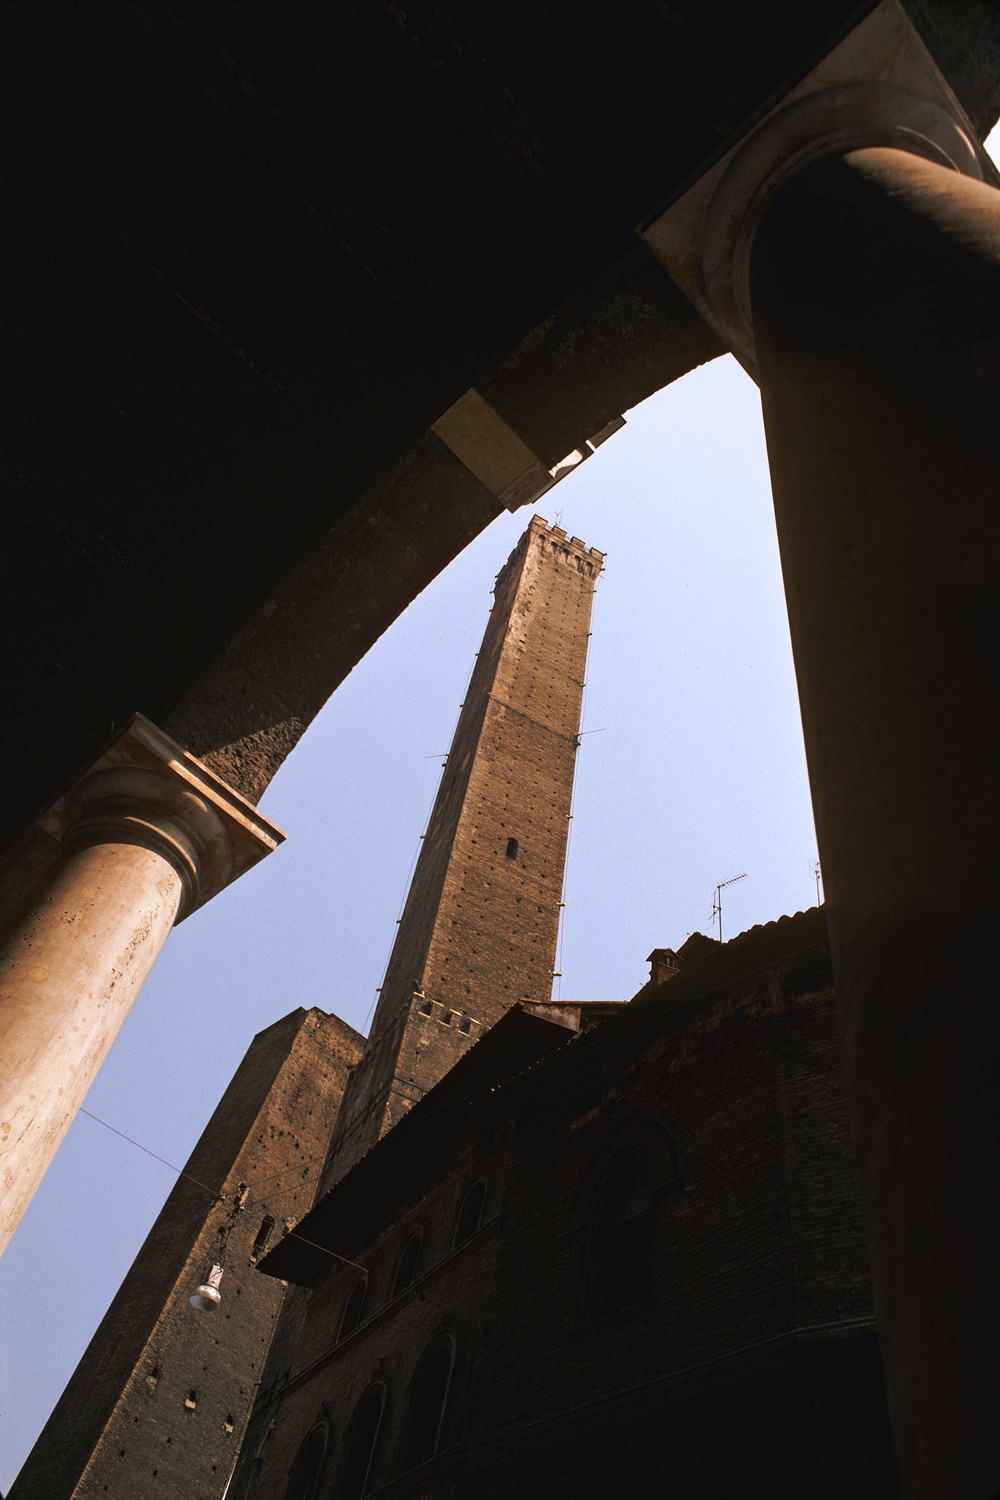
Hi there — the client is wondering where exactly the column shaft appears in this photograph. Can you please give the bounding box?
[0,840,183,1249]
[750,146,1000,1499]
[0,716,283,1257]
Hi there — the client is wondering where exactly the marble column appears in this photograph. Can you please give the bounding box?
[0,716,282,1255]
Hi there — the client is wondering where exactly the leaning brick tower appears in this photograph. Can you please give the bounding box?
[330,516,603,1176]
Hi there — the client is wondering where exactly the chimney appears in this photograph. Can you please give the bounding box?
[647,948,681,987]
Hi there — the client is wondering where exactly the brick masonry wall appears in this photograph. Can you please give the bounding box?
[475,981,871,1459]
[329,518,601,1177]
[10,1008,362,1500]
[775,994,872,1330]
[247,1124,510,1498]
[245,974,884,1498]
[225,1280,315,1499]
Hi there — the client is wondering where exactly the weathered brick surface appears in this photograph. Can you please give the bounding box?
[329,518,601,1178]
[10,1009,361,1500]
[246,1131,510,1498]
[245,921,897,1498]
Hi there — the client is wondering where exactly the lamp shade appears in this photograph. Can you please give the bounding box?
[190,1263,224,1312]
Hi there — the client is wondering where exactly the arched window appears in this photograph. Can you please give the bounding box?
[337,1277,368,1342]
[390,1232,422,1300]
[285,1424,328,1500]
[397,1337,455,1474]
[453,1180,486,1248]
[336,1385,385,1500]
[588,1152,657,1318]
[505,837,519,860]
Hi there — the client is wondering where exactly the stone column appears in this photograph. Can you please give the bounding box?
[642,9,1000,1489]
[746,137,1000,1500]
[0,716,282,1255]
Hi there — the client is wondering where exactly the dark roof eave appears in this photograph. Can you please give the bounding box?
[263,907,832,1286]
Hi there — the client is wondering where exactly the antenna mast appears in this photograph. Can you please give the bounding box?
[711,872,747,944]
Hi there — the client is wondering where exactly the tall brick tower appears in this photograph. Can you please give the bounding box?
[330,516,602,1175]
[10,1008,362,1500]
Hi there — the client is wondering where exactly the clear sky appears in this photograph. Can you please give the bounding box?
[0,352,822,1487]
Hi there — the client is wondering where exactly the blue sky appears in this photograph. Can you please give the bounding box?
[0,353,821,1487]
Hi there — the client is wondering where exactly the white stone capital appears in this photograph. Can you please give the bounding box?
[641,0,993,367]
[0,716,284,1255]
[38,714,284,919]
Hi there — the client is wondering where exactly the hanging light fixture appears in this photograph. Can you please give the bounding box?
[189,1264,224,1312]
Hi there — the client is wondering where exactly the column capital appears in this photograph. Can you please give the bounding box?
[37,714,284,920]
[641,0,992,368]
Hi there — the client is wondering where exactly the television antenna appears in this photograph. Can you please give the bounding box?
[711,872,747,944]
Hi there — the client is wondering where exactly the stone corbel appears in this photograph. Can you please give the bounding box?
[432,387,625,511]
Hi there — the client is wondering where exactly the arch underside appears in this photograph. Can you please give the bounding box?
[3,1,999,922]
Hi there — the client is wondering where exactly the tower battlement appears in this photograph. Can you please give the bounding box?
[513,515,604,578]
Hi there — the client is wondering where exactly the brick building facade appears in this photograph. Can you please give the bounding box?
[10,1008,362,1500]
[14,516,897,1496]
[13,515,602,1498]
[246,911,896,1498]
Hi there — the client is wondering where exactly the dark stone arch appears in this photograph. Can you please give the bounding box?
[285,1421,329,1500]
[337,1277,368,1342]
[569,1122,680,1322]
[335,1384,385,1500]
[585,1147,659,1319]
[390,1230,422,1300]
[452,1180,487,1248]
[396,1335,456,1475]
[568,1116,680,1226]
